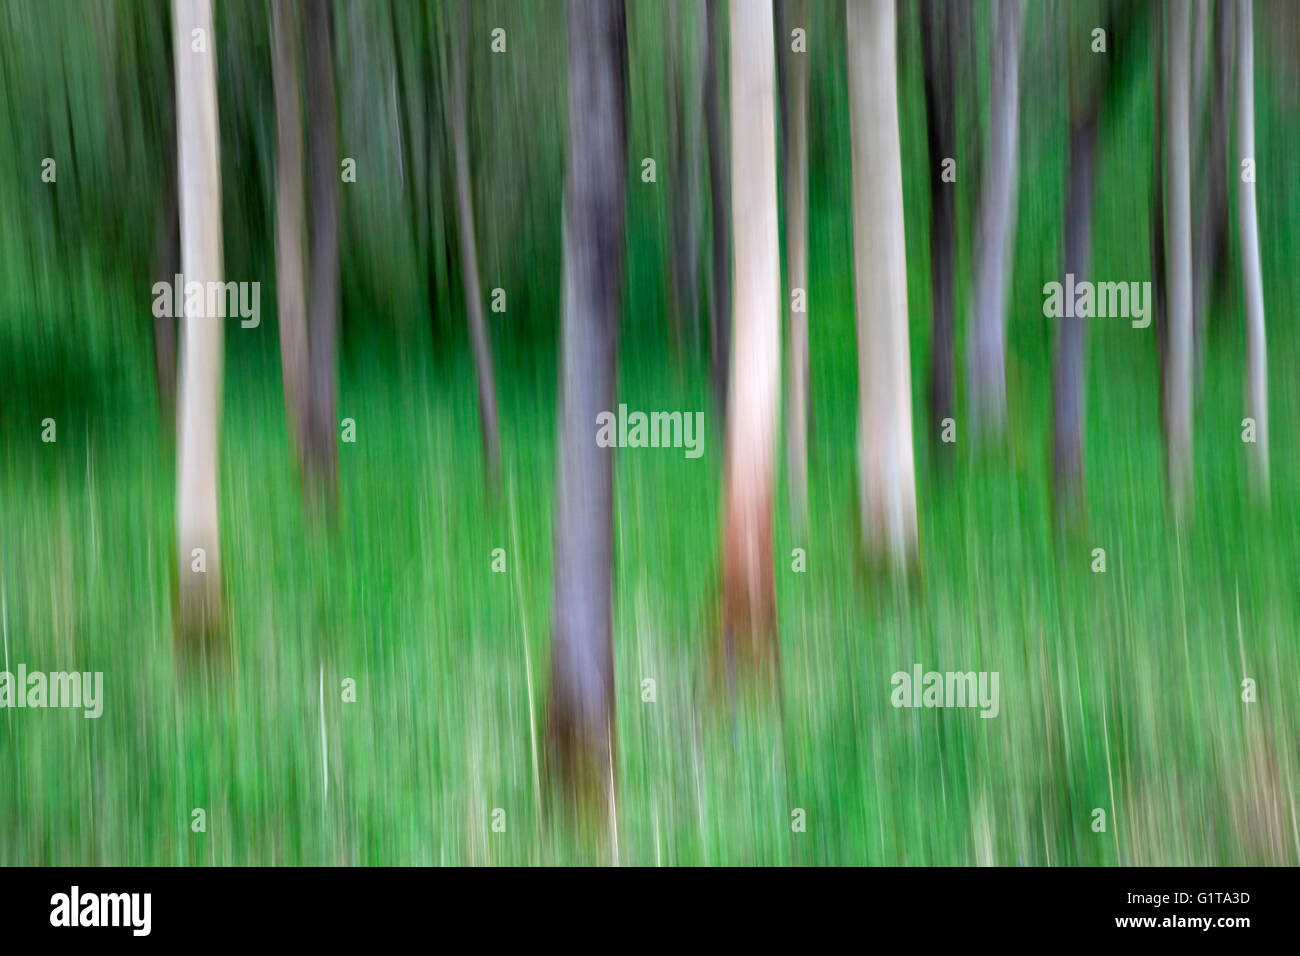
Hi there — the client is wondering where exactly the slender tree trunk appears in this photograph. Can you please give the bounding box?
[848,0,916,569]
[549,0,627,803]
[446,0,501,494]
[954,0,982,204]
[1192,0,1209,121]
[920,0,955,462]
[1151,3,1167,387]
[1052,106,1098,530]
[720,0,780,670]
[389,1,426,328]
[272,0,309,470]
[304,0,340,511]
[1194,0,1233,371]
[420,8,442,338]
[704,0,731,430]
[966,0,1022,444]
[154,114,180,423]
[1165,0,1194,516]
[152,0,179,423]
[685,0,705,354]
[173,0,225,646]
[1237,0,1268,499]
[666,0,701,358]
[778,0,809,528]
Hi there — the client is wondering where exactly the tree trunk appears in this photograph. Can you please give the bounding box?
[173,0,225,647]
[304,0,340,511]
[720,0,781,670]
[153,117,180,424]
[778,0,809,528]
[703,0,731,431]
[446,0,501,494]
[152,0,179,423]
[920,0,955,463]
[1193,0,1233,372]
[666,0,701,358]
[1151,2,1167,387]
[389,1,427,331]
[966,0,1022,444]
[1237,0,1268,499]
[549,0,627,804]
[848,0,916,569]
[272,0,309,471]
[1165,0,1194,517]
[1052,107,1098,530]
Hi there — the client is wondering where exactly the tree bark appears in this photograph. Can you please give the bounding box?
[966,0,1022,444]
[549,0,628,803]
[1165,0,1194,517]
[703,0,731,431]
[272,0,309,471]
[1193,0,1233,371]
[720,0,781,669]
[1052,107,1098,530]
[778,0,809,529]
[304,0,340,511]
[152,0,179,423]
[445,0,501,494]
[920,0,955,463]
[1237,0,1268,499]
[1151,2,1167,387]
[848,0,916,569]
[173,0,225,647]
[667,0,702,358]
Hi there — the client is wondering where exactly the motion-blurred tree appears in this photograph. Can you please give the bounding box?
[778,0,810,529]
[1164,0,1194,518]
[173,0,226,650]
[720,0,781,673]
[440,0,501,495]
[920,0,955,465]
[847,0,915,569]
[967,0,1022,445]
[1237,0,1268,500]
[549,0,628,807]
[303,0,340,512]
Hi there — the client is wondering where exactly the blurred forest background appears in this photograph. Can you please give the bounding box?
[2,0,1300,865]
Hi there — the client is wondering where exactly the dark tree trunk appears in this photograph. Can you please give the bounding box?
[1193,0,1232,363]
[549,0,628,805]
[778,0,809,527]
[966,0,1022,443]
[1165,0,1195,517]
[388,2,426,326]
[272,0,309,470]
[666,0,700,357]
[152,0,178,422]
[1052,106,1098,530]
[920,0,955,463]
[703,0,731,432]
[445,0,501,494]
[1151,2,1167,384]
[304,0,340,511]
